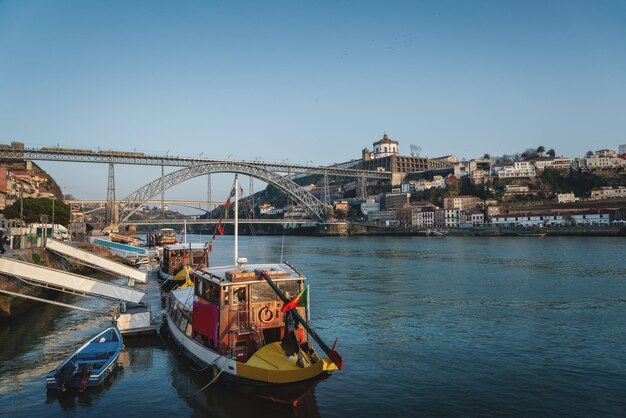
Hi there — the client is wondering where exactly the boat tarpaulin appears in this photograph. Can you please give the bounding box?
[192,302,218,344]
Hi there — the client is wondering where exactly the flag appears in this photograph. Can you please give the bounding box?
[281,287,308,312]
[217,223,224,235]
[226,198,231,210]
[209,241,213,252]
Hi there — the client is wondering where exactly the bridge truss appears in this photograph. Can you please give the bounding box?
[118,162,329,224]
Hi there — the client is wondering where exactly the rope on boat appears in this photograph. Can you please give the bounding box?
[183,359,227,398]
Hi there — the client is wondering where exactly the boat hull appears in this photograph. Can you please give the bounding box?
[45,325,123,392]
[163,314,330,405]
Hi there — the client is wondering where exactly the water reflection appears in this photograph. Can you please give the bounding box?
[45,367,125,409]
[164,337,322,418]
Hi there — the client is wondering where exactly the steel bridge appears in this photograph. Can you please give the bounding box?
[0,145,391,225]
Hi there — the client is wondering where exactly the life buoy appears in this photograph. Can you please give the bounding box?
[170,260,177,268]
[175,257,182,264]
[258,306,273,323]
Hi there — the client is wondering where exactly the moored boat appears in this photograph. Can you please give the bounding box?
[157,242,209,290]
[163,175,342,406]
[46,325,123,392]
[155,228,178,246]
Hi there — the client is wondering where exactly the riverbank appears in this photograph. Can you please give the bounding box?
[191,222,626,237]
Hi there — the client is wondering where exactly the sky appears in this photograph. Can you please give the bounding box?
[1,0,625,202]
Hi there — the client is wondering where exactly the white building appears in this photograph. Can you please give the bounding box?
[590,186,626,200]
[491,211,610,227]
[583,154,626,170]
[619,144,626,155]
[495,161,536,178]
[444,209,462,228]
[557,192,578,204]
[372,134,398,158]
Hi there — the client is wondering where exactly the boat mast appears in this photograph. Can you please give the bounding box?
[234,174,238,266]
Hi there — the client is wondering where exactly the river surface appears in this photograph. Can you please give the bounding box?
[1,236,626,417]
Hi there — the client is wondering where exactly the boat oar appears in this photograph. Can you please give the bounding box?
[259,270,343,370]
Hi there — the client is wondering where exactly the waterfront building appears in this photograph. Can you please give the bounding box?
[491,210,611,227]
[434,208,446,228]
[444,209,462,228]
[367,209,397,224]
[468,210,485,227]
[360,198,380,215]
[620,144,626,155]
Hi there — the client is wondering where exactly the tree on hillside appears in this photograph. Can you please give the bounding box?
[547,149,556,158]
[585,150,594,158]
[537,146,545,157]
[521,148,538,160]
[2,197,71,225]
[483,153,490,159]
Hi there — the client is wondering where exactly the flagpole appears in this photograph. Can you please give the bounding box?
[306,284,311,334]
[234,174,239,266]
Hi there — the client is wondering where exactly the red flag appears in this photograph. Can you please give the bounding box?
[209,241,213,252]
[217,223,224,235]
[226,198,231,210]
[281,287,308,312]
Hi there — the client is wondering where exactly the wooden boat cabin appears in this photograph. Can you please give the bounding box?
[155,228,177,246]
[167,263,308,362]
[159,243,209,280]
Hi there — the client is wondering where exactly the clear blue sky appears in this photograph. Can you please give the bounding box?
[1,0,625,201]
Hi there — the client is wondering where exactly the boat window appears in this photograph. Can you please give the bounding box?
[179,316,188,332]
[233,286,247,304]
[196,279,204,298]
[208,282,220,304]
[251,282,278,303]
[173,308,182,325]
[278,281,301,300]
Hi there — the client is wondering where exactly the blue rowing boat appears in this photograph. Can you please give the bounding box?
[46,325,123,392]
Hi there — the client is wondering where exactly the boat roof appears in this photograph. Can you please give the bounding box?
[194,262,304,285]
[163,242,208,251]
[172,263,304,308]
[171,287,195,308]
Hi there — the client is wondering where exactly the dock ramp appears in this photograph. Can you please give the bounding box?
[91,238,148,256]
[46,239,147,284]
[0,257,145,304]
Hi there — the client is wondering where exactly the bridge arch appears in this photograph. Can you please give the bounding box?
[117,162,326,224]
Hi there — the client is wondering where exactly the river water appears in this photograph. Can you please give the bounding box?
[1,236,625,417]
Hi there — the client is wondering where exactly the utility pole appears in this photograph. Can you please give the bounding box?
[19,186,23,226]
[207,173,212,219]
[105,163,115,225]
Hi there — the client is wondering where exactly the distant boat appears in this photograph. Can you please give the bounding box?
[110,233,140,245]
[155,228,178,246]
[46,325,123,392]
[517,232,548,237]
